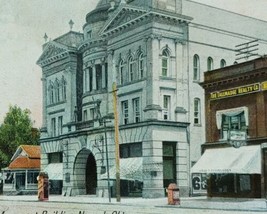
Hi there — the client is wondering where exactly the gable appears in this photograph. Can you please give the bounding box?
[37,41,70,66]
[100,5,148,36]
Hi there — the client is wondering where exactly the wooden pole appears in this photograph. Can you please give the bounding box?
[112,82,121,202]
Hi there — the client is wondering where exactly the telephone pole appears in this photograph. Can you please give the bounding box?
[112,82,121,202]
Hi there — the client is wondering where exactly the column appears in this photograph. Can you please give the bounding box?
[92,63,96,91]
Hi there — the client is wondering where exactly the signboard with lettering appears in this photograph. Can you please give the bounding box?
[210,83,260,100]
[192,173,207,195]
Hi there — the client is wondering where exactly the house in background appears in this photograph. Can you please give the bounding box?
[2,145,40,195]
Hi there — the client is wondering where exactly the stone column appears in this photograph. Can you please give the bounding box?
[92,63,96,91]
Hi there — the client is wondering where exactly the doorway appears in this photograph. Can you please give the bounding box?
[86,153,97,194]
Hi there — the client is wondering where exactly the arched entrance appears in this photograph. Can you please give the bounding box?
[73,149,97,195]
[86,153,97,194]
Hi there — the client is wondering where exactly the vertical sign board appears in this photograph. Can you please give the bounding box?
[192,173,207,195]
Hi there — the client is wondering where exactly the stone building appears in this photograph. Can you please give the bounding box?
[37,0,267,198]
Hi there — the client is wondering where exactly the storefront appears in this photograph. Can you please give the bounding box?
[196,57,267,198]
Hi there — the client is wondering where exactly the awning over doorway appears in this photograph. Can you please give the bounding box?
[191,145,261,174]
[101,158,143,181]
[43,163,63,180]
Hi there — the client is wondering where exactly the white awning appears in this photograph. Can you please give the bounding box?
[101,158,143,181]
[191,145,261,174]
[43,163,63,180]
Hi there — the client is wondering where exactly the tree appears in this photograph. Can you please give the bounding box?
[0,105,40,169]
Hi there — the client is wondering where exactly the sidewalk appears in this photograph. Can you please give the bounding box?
[0,195,266,212]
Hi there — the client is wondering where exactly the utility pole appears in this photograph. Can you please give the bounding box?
[112,82,121,202]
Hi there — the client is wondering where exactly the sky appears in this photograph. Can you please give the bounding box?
[1,0,267,128]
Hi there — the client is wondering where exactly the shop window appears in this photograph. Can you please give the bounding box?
[193,54,200,81]
[27,171,39,184]
[194,98,201,125]
[207,57,213,71]
[162,50,169,77]
[120,143,142,158]
[133,97,141,123]
[121,100,129,124]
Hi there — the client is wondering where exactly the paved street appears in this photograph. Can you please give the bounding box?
[0,195,266,214]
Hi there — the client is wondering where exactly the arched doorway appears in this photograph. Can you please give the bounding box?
[86,153,97,194]
[73,149,97,195]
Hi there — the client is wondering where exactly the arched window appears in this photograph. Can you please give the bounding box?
[128,56,134,82]
[61,76,67,101]
[162,50,169,77]
[119,60,124,85]
[54,79,60,102]
[194,98,201,125]
[193,54,200,81]
[138,53,144,79]
[48,81,54,105]
[220,59,226,68]
[207,57,213,71]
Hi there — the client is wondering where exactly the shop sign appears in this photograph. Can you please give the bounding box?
[192,173,207,195]
[210,83,260,100]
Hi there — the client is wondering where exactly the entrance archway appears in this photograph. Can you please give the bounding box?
[73,149,97,195]
[86,153,97,194]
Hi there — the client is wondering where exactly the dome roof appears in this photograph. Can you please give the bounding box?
[85,0,111,24]
[96,0,110,8]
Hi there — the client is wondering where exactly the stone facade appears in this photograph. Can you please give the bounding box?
[37,0,267,198]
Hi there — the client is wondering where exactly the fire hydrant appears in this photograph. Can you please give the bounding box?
[167,183,180,205]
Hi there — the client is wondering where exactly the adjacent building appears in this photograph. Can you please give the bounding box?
[192,57,267,198]
[2,145,40,195]
[37,0,267,198]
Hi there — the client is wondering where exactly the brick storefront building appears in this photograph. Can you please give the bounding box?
[192,57,267,198]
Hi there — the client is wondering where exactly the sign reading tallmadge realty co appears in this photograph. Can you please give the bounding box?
[210,83,265,100]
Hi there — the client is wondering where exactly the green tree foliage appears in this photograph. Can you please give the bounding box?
[0,105,40,169]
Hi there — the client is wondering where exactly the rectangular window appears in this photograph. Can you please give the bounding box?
[120,143,142,158]
[194,98,201,125]
[163,142,176,188]
[89,67,93,92]
[83,110,88,121]
[51,118,56,137]
[133,98,140,123]
[121,100,129,124]
[163,95,171,120]
[162,58,168,76]
[221,113,246,139]
[90,108,95,120]
[58,116,63,135]
[96,64,102,90]
[48,152,63,164]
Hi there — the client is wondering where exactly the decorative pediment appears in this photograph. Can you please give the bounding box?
[37,41,70,66]
[100,5,148,36]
